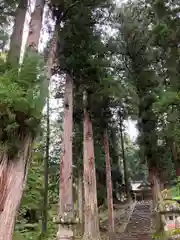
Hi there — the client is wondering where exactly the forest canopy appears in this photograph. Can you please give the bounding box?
[0,0,179,239]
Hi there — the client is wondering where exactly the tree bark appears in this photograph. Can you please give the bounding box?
[149,167,162,232]
[83,106,100,240]
[41,88,50,234]
[159,171,164,191]
[0,136,33,240]
[7,0,28,66]
[41,22,58,224]
[77,173,84,234]
[119,114,130,200]
[171,142,180,177]
[149,167,161,207]
[78,174,83,224]
[104,130,115,240]
[152,169,161,207]
[26,0,45,50]
[0,1,45,238]
[57,73,74,240]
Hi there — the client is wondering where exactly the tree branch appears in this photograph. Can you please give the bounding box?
[58,1,80,23]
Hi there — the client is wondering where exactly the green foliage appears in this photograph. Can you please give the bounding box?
[12,0,180,238]
[152,23,172,46]
[124,134,148,182]
[14,142,58,240]
[0,51,45,157]
[152,231,167,240]
[57,0,113,78]
[154,90,180,113]
[150,0,180,171]
[116,1,160,168]
[171,178,180,200]
[15,147,43,232]
[21,152,44,210]
[114,0,180,180]
[14,220,57,240]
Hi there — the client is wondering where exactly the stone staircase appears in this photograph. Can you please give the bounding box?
[118,201,152,240]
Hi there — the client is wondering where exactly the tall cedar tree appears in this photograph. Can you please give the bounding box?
[115,2,163,230]
[55,0,113,239]
[0,0,52,238]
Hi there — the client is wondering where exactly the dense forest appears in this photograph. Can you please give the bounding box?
[0,0,179,239]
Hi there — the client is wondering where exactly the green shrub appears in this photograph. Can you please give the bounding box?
[0,50,46,157]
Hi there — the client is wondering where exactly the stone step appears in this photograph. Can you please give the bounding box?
[119,201,152,240]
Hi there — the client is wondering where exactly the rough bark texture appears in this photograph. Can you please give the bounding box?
[152,170,161,207]
[171,142,180,177]
[77,174,84,235]
[0,136,33,240]
[7,0,28,65]
[0,1,45,238]
[78,174,83,224]
[149,167,162,232]
[159,171,164,191]
[83,108,100,240]
[149,168,161,207]
[57,74,74,240]
[104,130,115,239]
[40,21,58,109]
[26,0,45,50]
[119,115,130,200]
[46,23,58,79]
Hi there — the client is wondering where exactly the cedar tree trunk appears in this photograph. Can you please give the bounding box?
[78,173,84,234]
[83,107,100,240]
[172,142,180,177]
[26,0,45,50]
[78,173,83,224]
[104,130,115,239]
[0,136,33,240]
[7,0,28,65]
[0,1,45,238]
[149,167,162,232]
[57,73,74,240]
[119,114,130,200]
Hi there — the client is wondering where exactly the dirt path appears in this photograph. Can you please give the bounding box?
[118,201,152,240]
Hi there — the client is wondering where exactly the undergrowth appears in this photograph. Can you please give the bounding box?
[152,228,180,240]
[13,220,57,240]
[0,51,46,158]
